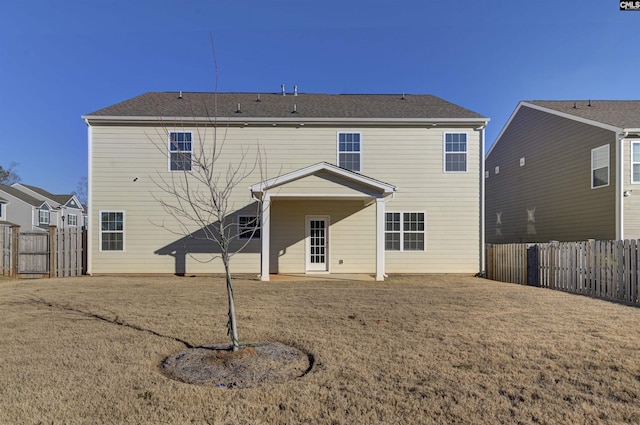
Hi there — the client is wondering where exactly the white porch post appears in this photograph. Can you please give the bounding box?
[260,193,271,281]
[376,197,385,281]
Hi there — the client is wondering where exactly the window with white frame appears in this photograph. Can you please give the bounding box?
[444,133,468,172]
[385,212,425,251]
[632,142,640,183]
[591,144,609,188]
[337,132,361,172]
[100,211,124,251]
[0,203,3,219]
[39,208,50,225]
[169,131,193,171]
[238,215,260,240]
[68,214,78,227]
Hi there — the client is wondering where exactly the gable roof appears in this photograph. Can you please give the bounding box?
[17,184,76,206]
[83,92,488,123]
[250,162,396,196]
[0,184,46,207]
[488,100,640,158]
[526,100,640,130]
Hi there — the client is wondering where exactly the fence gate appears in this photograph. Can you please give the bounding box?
[18,232,50,277]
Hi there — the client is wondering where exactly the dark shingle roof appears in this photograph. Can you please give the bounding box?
[0,185,45,207]
[527,100,640,129]
[84,92,487,121]
[20,184,73,206]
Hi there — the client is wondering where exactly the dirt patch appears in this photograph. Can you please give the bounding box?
[159,342,312,388]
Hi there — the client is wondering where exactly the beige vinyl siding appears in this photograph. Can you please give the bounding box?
[623,138,640,238]
[486,106,616,243]
[90,123,481,274]
[270,200,376,274]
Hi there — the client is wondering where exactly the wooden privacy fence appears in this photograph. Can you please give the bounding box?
[486,240,640,305]
[0,224,85,279]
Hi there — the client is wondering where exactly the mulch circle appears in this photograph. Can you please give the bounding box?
[159,342,313,389]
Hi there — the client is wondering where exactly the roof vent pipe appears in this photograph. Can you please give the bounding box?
[588,99,592,107]
[236,103,242,113]
[281,84,286,96]
[179,91,183,99]
[292,103,297,113]
[294,85,298,96]
[256,94,261,102]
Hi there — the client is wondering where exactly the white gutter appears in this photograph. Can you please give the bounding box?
[618,131,628,240]
[478,125,486,275]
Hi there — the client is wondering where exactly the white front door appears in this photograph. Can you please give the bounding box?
[306,216,329,272]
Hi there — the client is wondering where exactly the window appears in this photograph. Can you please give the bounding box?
[67,214,77,227]
[338,132,361,172]
[238,215,260,240]
[444,133,467,172]
[100,211,124,251]
[591,144,609,188]
[169,132,193,171]
[39,209,50,225]
[385,212,425,251]
[0,203,3,219]
[632,142,640,183]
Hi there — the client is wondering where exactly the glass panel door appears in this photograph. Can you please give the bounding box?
[307,217,328,271]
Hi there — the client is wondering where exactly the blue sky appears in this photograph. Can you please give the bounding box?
[0,0,638,194]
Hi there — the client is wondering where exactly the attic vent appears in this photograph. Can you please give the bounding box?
[281,84,286,96]
[294,85,298,96]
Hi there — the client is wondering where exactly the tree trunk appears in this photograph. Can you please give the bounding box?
[224,260,240,352]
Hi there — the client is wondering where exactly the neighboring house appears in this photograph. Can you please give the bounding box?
[0,184,56,231]
[0,196,8,223]
[83,91,489,280]
[11,183,86,229]
[486,100,640,244]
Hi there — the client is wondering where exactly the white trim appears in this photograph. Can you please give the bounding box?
[618,135,624,240]
[260,194,271,281]
[250,162,396,195]
[443,132,469,173]
[168,131,193,172]
[479,126,486,274]
[591,144,610,189]
[631,141,640,184]
[86,120,92,274]
[385,211,426,252]
[98,210,125,252]
[376,198,385,281]
[336,131,362,172]
[305,215,329,272]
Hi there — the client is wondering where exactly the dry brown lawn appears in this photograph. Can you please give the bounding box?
[1,274,640,424]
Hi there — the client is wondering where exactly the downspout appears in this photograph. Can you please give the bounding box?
[617,131,627,240]
[85,119,92,275]
[479,124,486,276]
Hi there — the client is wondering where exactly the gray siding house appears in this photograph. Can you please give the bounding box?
[84,91,489,280]
[486,100,640,243]
[0,184,55,231]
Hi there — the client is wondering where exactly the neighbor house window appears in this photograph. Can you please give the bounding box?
[67,214,78,227]
[238,216,260,240]
[444,133,467,172]
[338,132,361,172]
[0,203,3,219]
[591,144,609,188]
[39,209,50,225]
[169,131,193,171]
[100,211,124,251]
[632,142,640,183]
[385,212,425,251]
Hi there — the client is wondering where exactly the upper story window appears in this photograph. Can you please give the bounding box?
[632,142,640,183]
[444,133,468,172]
[591,144,609,188]
[169,132,193,172]
[39,209,50,225]
[238,215,260,240]
[337,132,361,172]
[100,211,124,251]
[67,214,78,227]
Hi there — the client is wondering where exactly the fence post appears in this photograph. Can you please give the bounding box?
[49,226,56,278]
[11,225,20,277]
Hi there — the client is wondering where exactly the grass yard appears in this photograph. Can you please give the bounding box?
[1,274,640,424]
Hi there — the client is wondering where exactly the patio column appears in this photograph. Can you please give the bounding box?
[260,193,271,281]
[376,197,385,281]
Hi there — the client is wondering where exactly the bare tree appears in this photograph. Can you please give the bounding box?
[0,162,21,185]
[151,38,263,351]
[72,176,88,205]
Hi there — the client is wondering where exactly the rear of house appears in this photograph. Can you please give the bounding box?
[84,91,489,279]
